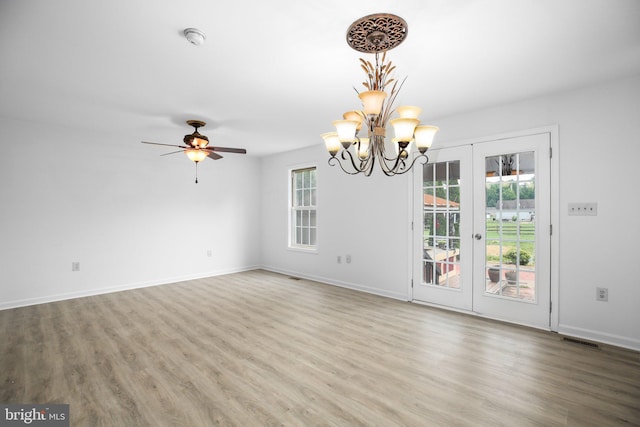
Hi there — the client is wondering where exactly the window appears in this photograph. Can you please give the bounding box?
[290,167,317,249]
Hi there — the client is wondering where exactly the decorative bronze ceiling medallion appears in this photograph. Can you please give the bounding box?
[346,13,408,53]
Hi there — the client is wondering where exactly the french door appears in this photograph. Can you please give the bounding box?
[411,145,473,310]
[412,132,551,329]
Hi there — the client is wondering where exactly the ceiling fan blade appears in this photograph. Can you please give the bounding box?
[207,151,223,160]
[160,150,184,156]
[207,146,247,154]
[141,141,188,149]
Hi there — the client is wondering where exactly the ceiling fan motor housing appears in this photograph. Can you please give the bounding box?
[184,132,209,148]
[184,120,209,148]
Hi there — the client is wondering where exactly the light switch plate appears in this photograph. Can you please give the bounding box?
[568,203,597,216]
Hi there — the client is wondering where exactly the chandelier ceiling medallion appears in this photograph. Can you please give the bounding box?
[321,13,439,176]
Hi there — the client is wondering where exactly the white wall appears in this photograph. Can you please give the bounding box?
[260,144,411,300]
[0,118,261,309]
[259,75,640,350]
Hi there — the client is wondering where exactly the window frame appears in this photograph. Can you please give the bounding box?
[288,165,318,253]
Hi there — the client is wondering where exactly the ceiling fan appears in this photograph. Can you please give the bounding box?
[142,120,247,183]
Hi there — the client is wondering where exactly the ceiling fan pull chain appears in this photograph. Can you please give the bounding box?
[195,162,199,184]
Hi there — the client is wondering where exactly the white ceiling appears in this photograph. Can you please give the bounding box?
[1,0,639,157]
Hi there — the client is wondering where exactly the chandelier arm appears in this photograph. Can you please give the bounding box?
[381,149,404,162]
[349,141,377,175]
[343,146,370,172]
[353,147,377,176]
[375,141,430,176]
[352,142,376,175]
[373,137,401,176]
[379,160,403,176]
[389,153,430,176]
[328,156,363,175]
[376,138,405,171]
[362,151,376,176]
[379,147,403,163]
[379,157,404,176]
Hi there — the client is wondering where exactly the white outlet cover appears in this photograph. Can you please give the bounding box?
[596,287,608,301]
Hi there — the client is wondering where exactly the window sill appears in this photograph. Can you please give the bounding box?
[287,245,318,254]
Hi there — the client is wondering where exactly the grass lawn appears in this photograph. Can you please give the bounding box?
[423,220,536,265]
[486,221,535,265]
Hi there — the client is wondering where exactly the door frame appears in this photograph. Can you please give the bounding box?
[408,125,559,331]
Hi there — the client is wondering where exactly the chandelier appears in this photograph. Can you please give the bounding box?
[321,14,439,176]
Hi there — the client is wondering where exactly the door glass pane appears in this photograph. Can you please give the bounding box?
[423,160,461,289]
[424,164,434,186]
[484,152,536,301]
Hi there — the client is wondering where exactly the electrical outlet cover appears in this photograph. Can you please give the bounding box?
[596,287,608,301]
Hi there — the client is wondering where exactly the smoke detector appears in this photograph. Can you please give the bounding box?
[184,28,206,46]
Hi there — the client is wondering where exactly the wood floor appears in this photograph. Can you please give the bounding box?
[1,270,639,426]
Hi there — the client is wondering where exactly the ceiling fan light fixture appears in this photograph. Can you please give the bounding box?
[185,148,207,163]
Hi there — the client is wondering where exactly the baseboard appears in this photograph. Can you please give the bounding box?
[558,324,640,352]
[260,267,640,352]
[260,265,409,301]
[0,265,260,311]
[7,266,637,353]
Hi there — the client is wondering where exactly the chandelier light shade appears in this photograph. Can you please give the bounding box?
[343,111,364,130]
[322,13,439,176]
[357,137,370,160]
[359,90,388,116]
[414,125,439,153]
[333,120,360,145]
[397,105,422,119]
[321,132,341,156]
[389,117,420,141]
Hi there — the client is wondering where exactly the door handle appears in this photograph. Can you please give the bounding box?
[474,233,482,240]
